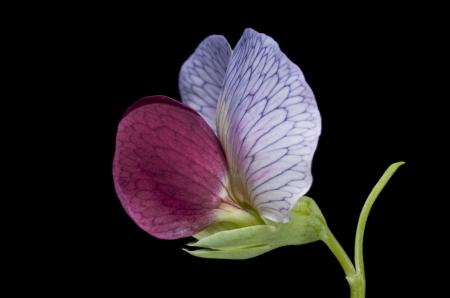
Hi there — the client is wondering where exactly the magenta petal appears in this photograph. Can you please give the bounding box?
[113,96,228,239]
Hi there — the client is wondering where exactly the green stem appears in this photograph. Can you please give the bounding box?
[354,161,405,297]
[321,226,355,277]
[321,226,364,298]
[321,161,405,298]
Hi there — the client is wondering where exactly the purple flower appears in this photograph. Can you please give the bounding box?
[113,28,321,239]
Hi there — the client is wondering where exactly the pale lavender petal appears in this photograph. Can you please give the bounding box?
[217,29,321,223]
[179,35,232,132]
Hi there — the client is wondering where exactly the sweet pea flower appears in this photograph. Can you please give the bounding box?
[113,28,321,247]
[113,28,406,297]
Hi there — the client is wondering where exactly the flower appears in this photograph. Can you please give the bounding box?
[113,28,321,242]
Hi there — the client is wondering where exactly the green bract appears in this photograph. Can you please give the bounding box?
[185,197,326,259]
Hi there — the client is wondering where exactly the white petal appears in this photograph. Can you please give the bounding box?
[179,35,232,132]
[217,28,321,223]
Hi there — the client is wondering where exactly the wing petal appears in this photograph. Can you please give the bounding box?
[217,29,321,222]
[113,96,228,239]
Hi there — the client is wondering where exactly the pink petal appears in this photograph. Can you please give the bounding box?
[113,96,228,239]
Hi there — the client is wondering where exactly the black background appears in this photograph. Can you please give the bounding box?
[14,4,445,297]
